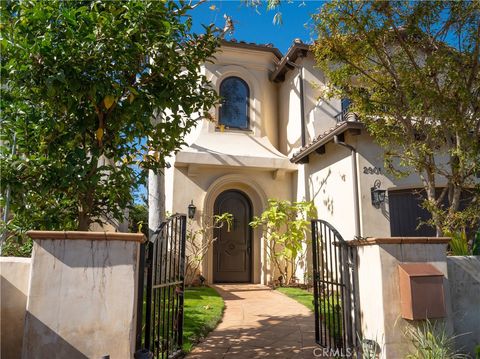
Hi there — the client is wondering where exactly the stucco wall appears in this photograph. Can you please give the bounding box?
[305,140,357,241]
[203,46,279,148]
[355,132,450,238]
[1,257,31,359]
[278,53,341,157]
[447,256,480,356]
[168,166,293,285]
[22,233,144,359]
[278,58,301,155]
[165,44,302,285]
[302,54,341,143]
[299,131,453,240]
[355,240,453,359]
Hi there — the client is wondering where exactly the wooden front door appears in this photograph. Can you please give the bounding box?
[213,190,252,283]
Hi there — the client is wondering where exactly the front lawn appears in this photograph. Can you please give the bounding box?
[183,286,224,353]
[276,286,341,340]
[276,286,315,311]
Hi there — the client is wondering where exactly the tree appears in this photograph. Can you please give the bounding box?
[250,199,315,286]
[128,203,148,237]
[311,1,480,235]
[185,212,233,286]
[0,1,220,234]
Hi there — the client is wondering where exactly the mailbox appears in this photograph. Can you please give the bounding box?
[398,263,446,320]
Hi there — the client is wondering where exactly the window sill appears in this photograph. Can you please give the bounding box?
[215,126,253,134]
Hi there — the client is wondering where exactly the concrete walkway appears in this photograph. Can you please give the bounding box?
[187,284,319,358]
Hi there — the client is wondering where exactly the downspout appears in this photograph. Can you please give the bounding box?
[334,135,361,238]
[286,58,306,147]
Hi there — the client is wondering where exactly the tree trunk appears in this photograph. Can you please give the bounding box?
[78,211,91,231]
[423,168,443,236]
[76,155,99,231]
[450,185,462,213]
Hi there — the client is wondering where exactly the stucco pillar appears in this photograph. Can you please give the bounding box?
[447,256,480,356]
[22,231,146,359]
[1,257,31,359]
[350,237,452,359]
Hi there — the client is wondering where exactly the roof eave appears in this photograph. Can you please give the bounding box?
[270,43,311,82]
[290,122,364,163]
[220,39,283,59]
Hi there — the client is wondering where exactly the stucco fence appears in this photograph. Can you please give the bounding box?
[1,231,146,359]
[447,255,480,355]
[1,257,31,359]
[351,238,480,358]
[1,234,479,358]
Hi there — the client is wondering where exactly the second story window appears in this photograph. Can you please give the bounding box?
[336,98,355,123]
[219,77,249,129]
[341,98,351,113]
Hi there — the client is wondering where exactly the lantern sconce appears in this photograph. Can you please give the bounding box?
[371,179,386,208]
[187,200,196,219]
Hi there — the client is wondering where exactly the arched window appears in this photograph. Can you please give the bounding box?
[219,77,249,129]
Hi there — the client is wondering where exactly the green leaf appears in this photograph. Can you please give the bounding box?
[2,0,221,232]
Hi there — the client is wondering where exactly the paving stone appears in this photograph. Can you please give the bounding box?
[186,284,321,359]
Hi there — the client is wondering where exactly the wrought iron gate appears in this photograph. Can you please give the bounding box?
[136,214,187,359]
[311,219,359,353]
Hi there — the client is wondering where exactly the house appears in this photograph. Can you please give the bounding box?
[164,39,449,285]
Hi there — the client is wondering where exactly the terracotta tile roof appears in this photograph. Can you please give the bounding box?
[220,39,283,59]
[290,120,364,163]
[220,39,313,77]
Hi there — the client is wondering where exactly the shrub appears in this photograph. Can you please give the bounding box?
[405,319,469,359]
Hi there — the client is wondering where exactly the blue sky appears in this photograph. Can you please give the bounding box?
[189,0,326,54]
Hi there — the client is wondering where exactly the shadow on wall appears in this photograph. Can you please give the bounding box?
[190,143,246,167]
[308,168,331,203]
[307,142,352,216]
[1,278,27,359]
[38,239,137,268]
[23,313,88,359]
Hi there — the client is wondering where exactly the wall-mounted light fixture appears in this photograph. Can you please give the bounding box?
[187,200,196,219]
[371,179,386,208]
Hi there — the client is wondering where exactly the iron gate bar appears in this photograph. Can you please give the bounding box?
[311,219,359,353]
[314,221,320,344]
[136,214,187,359]
[135,241,146,350]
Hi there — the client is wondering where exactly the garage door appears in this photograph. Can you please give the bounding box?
[389,189,437,237]
[389,188,475,237]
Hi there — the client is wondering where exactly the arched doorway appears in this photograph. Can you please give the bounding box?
[213,190,252,283]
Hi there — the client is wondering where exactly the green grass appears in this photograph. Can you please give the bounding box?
[276,287,315,311]
[183,286,224,353]
[276,286,342,340]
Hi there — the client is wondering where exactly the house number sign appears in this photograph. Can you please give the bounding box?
[363,166,382,175]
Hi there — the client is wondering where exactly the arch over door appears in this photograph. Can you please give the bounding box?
[213,190,252,283]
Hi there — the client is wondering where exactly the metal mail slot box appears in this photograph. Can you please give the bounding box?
[398,263,446,320]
